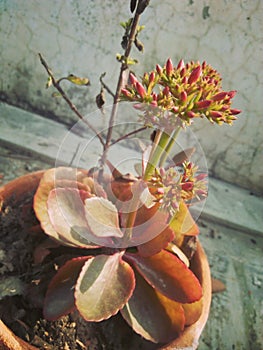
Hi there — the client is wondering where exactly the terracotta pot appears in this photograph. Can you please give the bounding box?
[0,171,211,350]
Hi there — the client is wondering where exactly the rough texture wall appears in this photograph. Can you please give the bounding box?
[0,0,262,194]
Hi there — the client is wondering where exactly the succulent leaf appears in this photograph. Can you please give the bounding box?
[75,253,135,321]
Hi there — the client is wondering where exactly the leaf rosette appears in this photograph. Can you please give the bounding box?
[33,166,204,343]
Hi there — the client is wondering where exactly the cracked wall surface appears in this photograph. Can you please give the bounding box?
[0,0,262,194]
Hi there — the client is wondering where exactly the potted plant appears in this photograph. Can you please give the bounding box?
[0,1,240,349]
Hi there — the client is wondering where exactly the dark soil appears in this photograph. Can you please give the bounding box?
[0,184,161,349]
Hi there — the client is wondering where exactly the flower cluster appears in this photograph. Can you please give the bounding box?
[121,58,241,129]
[147,162,207,216]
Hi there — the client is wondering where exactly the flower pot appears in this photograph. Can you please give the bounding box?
[0,170,211,350]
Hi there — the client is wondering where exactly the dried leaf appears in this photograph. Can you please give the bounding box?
[75,253,135,321]
[212,278,226,293]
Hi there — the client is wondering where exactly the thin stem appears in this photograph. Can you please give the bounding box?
[99,73,115,98]
[159,126,181,167]
[38,53,105,147]
[110,126,147,146]
[99,8,143,178]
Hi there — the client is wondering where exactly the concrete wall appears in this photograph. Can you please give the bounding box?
[1,0,262,194]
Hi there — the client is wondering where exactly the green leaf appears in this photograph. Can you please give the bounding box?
[84,197,123,238]
[125,250,202,303]
[44,256,91,320]
[47,188,99,247]
[75,252,135,321]
[66,74,90,86]
[121,270,185,343]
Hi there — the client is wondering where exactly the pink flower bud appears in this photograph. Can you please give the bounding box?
[228,90,237,98]
[157,187,165,194]
[187,111,196,118]
[210,111,223,119]
[156,64,163,75]
[182,76,188,84]
[195,100,212,109]
[180,90,188,103]
[230,108,241,115]
[133,103,144,110]
[121,88,131,97]
[136,81,146,98]
[166,58,173,76]
[149,71,155,84]
[180,67,186,77]
[196,189,207,196]
[211,91,228,101]
[152,92,158,101]
[163,86,170,96]
[172,106,179,113]
[181,182,194,191]
[150,101,158,107]
[202,61,207,69]
[188,65,202,84]
[129,73,138,85]
[177,59,185,70]
[196,173,207,181]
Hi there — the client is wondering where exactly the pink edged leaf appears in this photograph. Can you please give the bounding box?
[44,256,91,320]
[182,297,203,326]
[34,178,91,244]
[125,249,202,303]
[137,226,174,257]
[84,197,123,238]
[75,252,135,321]
[121,270,185,343]
[47,188,99,248]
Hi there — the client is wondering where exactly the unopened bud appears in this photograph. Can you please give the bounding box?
[121,88,131,97]
[230,108,241,115]
[196,173,207,181]
[210,110,223,119]
[129,73,138,85]
[136,82,146,98]
[166,58,173,76]
[149,71,155,84]
[180,90,188,103]
[163,86,170,96]
[182,76,188,84]
[187,111,196,118]
[188,66,202,84]
[195,100,212,109]
[211,91,228,101]
[228,90,237,98]
[156,64,163,75]
[177,59,185,70]
[181,182,194,191]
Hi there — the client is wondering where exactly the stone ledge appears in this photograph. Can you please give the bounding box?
[0,102,262,236]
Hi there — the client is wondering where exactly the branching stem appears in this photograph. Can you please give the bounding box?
[38,53,105,147]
